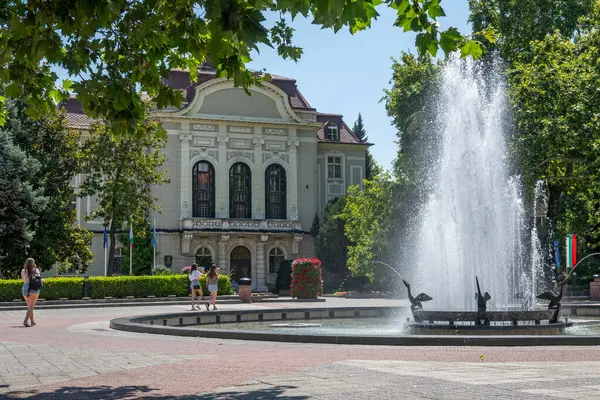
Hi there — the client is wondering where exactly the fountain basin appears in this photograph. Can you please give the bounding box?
[409,310,569,335]
[109,306,598,346]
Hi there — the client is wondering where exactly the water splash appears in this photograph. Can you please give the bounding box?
[412,55,532,310]
[529,180,548,307]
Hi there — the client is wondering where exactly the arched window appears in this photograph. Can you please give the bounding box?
[192,161,215,218]
[229,162,252,219]
[265,164,286,219]
[269,248,285,274]
[195,247,213,269]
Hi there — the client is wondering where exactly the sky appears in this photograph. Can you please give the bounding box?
[248,2,472,171]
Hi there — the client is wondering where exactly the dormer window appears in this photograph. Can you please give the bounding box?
[327,123,339,141]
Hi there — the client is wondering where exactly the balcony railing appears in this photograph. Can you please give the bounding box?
[181,217,303,232]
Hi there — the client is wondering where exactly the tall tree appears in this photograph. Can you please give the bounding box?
[79,109,167,275]
[352,113,380,180]
[384,52,440,184]
[316,197,351,274]
[510,10,600,274]
[468,0,594,64]
[0,130,46,277]
[341,172,395,280]
[0,1,485,131]
[4,99,93,272]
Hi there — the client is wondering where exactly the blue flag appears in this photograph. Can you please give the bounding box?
[554,240,560,267]
[151,221,157,248]
[103,227,108,249]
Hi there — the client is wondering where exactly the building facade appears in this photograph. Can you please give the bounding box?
[62,69,369,291]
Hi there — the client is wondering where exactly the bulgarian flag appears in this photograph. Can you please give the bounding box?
[129,224,134,249]
[566,233,577,270]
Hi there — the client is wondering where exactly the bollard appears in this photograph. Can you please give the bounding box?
[84,276,90,298]
[238,278,252,303]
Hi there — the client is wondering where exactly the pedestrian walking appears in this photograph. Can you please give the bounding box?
[206,265,220,311]
[188,264,204,311]
[22,258,43,327]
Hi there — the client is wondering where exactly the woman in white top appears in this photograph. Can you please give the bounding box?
[21,258,42,327]
[188,264,204,311]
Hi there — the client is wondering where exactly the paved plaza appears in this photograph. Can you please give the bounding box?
[1,299,600,399]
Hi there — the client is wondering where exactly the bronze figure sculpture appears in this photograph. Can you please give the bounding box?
[475,276,491,325]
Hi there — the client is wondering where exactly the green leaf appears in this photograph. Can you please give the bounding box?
[460,40,483,59]
[481,27,499,44]
[62,79,74,92]
[49,90,62,104]
[427,0,445,19]
[112,91,130,112]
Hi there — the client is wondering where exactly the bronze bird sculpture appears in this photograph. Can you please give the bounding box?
[402,278,433,310]
[537,280,567,309]
[475,276,491,311]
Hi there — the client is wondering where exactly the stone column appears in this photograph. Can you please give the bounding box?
[287,140,300,220]
[218,235,229,274]
[292,234,303,256]
[256,235,268,292]
[216,137,229,218]
[252,138,265,219]
[181,233,193,255]
[180,132,192,219]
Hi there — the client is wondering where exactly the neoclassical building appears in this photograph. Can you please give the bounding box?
[63,68,370,291]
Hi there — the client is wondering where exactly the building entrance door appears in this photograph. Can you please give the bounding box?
[230,246,251,283]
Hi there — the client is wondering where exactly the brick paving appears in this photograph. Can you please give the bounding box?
[1,299,600,399]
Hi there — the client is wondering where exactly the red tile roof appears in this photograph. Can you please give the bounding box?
[316,114,365,145]
[62,71,368,145]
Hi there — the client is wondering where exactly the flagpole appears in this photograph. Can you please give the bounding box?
[130,222,133,276]
[153,219,156,271]
[104,227,108,277]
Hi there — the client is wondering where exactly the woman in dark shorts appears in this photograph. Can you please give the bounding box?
[21,258,42,327]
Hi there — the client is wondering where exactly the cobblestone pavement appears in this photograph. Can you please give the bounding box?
[1,299,600,399]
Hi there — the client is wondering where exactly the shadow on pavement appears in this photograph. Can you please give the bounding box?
[3,384,309,399]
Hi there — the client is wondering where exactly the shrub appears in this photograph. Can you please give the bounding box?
[37,278,84,299]
[291,258,323,299]
[0,280,24,301]
[89,275,189,298]
[89,275,234,299]
[0,275,234,301]
[152,265,173,276]
[0,277,84,301]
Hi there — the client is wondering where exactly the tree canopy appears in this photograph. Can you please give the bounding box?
[4,100,93,273]
[0,130,46,276]
[510,10,600,261]
[468,0,594,63]
[78,109,167,275]
[352,113,380,180]
[316,196,351,274]
[0,100,92,276]
[0,0,487,134]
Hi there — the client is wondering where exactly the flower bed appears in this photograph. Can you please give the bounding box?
[290,258,323,299]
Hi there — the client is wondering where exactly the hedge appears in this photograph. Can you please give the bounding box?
[0,275,233,301]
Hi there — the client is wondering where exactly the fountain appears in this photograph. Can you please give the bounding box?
[403,55,568,335]
[110,56,588,344]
